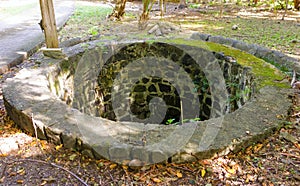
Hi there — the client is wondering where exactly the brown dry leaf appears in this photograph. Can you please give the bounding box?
[122,165,128,170]
[253,144,263,153]
[152,177,162,183]
[200,159,211,166]
[246,146,253,154]
[0,153,8,157]
[167,167,176,175]
[176,171,183,178]
[109,163,117,169]
[16,180,24,184]
[294,143,300,150]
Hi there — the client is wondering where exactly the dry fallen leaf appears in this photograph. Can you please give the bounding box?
[176,171,183,178]
[16,180,24,184]
[152,177,162,183]
[55,144,63,150]
[109,163,117,169]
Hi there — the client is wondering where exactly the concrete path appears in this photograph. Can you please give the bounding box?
[0,0,74,74]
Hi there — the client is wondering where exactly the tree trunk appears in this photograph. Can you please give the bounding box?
[109,0,127,20]
[39,0,59,48]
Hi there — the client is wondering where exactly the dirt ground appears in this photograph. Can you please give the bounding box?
[0,1,300,185]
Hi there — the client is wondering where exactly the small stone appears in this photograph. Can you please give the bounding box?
[128,159,144,169]
[232,25,238,30]
[148,24,159,34]
[155,28,163,36]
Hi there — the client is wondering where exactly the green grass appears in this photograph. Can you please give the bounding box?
[173,17,299,56]
[59,5,112,40]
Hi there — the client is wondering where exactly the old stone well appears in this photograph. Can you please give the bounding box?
[3,38,292,164]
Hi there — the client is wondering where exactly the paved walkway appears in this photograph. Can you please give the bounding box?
[0,0,74,74]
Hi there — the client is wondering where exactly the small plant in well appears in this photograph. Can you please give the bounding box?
[166,118,175,125]
[165,117,201,125]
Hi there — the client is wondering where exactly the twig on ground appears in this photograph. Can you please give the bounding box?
[280,152,300,159]
[172,165,195,173]
[0,161,7,180]
[107,169,117,185]
[6,158,88,186]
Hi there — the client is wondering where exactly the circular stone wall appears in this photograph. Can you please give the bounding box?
[65,42,255,125]
[3,39,292,164]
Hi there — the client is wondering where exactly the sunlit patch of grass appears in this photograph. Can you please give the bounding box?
[60,5,112,40]
[172,16,299,56]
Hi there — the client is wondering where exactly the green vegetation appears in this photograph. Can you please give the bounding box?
[166,39,289,89]
[174,18,299,55]
[166,117,201,125]
[60,5,112,40]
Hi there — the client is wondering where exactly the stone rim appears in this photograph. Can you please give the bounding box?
[3,38,293,164]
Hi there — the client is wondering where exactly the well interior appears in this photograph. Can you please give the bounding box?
[49,42,255,124]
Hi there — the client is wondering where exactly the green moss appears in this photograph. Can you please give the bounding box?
[60,60,72,73]
[165,38,289,89]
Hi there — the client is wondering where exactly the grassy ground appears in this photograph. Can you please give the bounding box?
[0,1,300,185]
[59,1,300,57]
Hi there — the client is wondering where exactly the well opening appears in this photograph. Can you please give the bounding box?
[49,42,255,124]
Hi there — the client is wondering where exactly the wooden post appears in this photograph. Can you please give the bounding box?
[39,0,59,48]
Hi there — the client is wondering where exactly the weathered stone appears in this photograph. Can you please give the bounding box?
[151,149,168,163]
[190,32,211,41]
[61,132,77,149]
[60,37,83,48]
[209,36,235,46]
[131,147,150,162]
[171,153,197,163]
[109,144,131,161]
[128,159,144,169]
[44,127,61,144]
